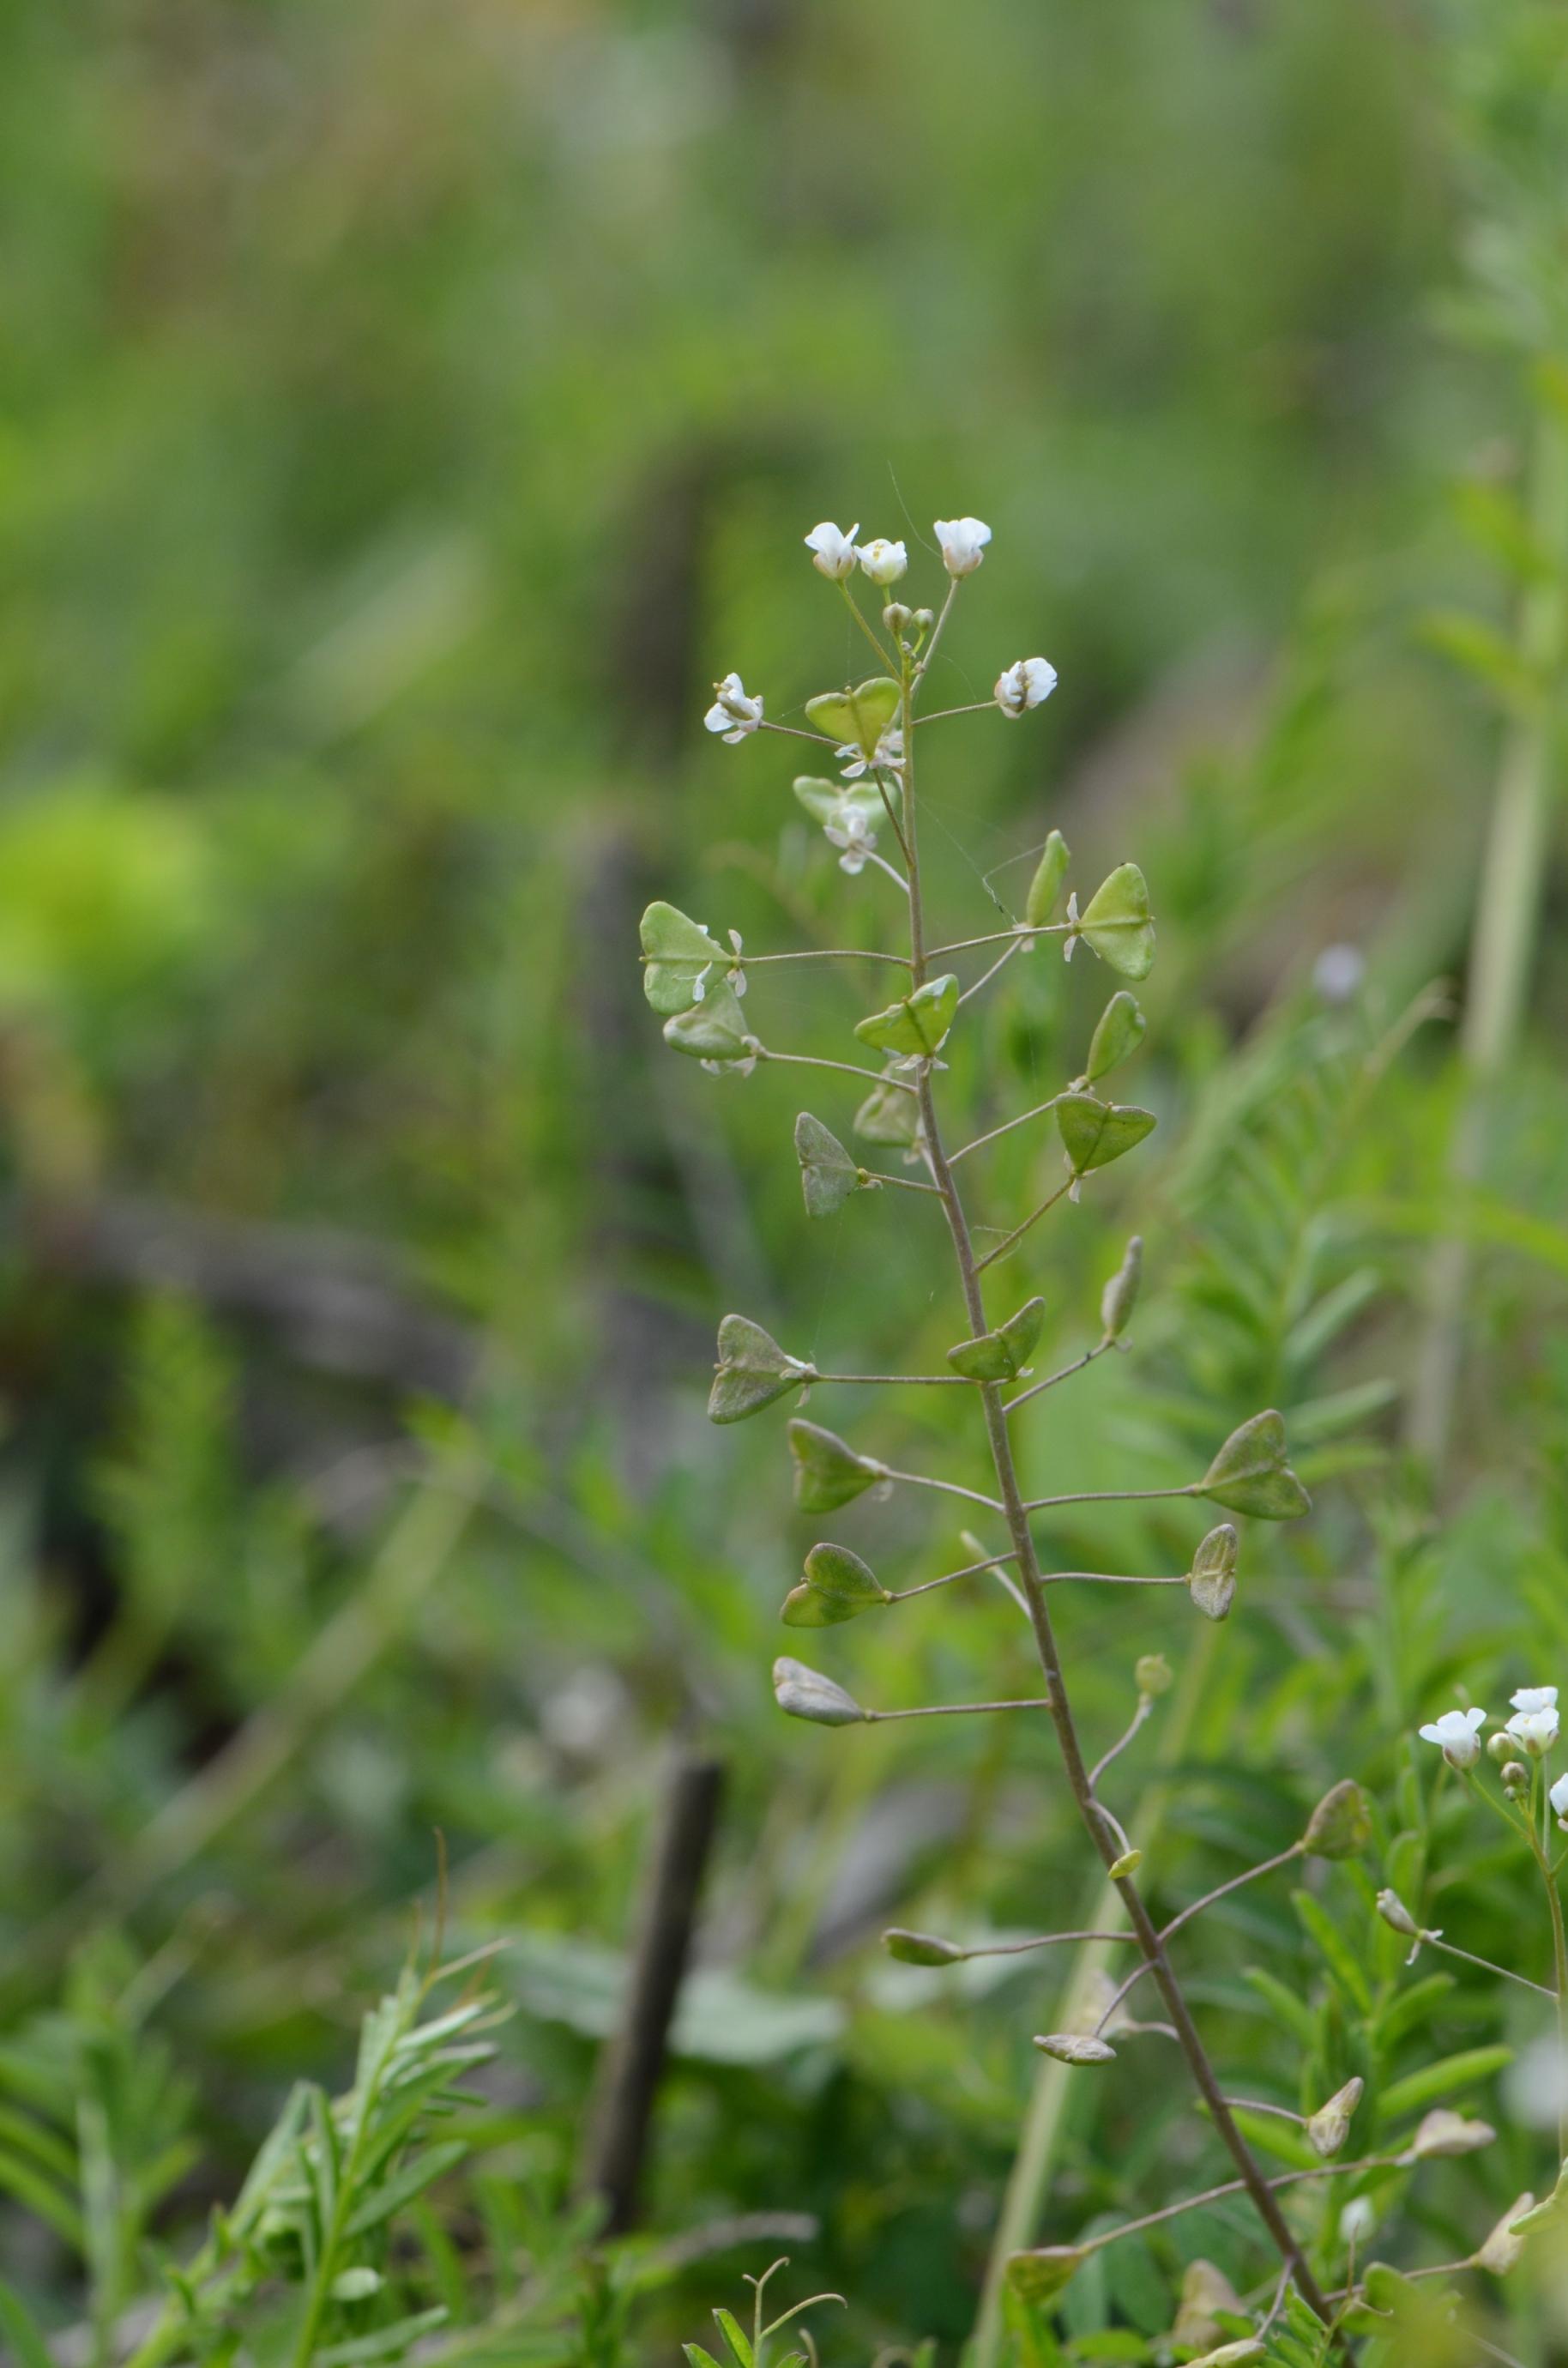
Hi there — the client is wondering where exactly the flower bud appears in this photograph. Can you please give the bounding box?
[1376,1888,1420,1938]
[1339,2196,1376,2247]
[1107,1848,1143,1879]
[1487,1727,1514,1764]
[882,601,913,634]
[1135,1652,1173,1699]
[912,607,935,632]
[1502,1761,1529,1796]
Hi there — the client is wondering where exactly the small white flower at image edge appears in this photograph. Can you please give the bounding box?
[1507,1702,1560,1756]
[804,521,859,581]
[1511,1685,1559,1714]
[994,656,1058,717]
[1417,1706,1487,1769]
[856,536,908,586]
[1551,1772,1568,1828]
[703,670,763,743]
[932,516,991,577]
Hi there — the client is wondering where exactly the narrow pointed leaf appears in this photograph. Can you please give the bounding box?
[1200,1409,1310,1519]
[782,1542,890,1627]
[1187,1523,1238,1621]
[787,1418,882,1511]
[317,2311,450,2368]
[664,981,754,1063]
[0,2282,54,2368]
[794,1112,862,1217]
[713,2310,756,2368]
[343,2141,467,2236]
[1057,1091,1156,1177]
[945,1296,1045,1382]
[805,675,902,757]
[854,975,958,1058]
[640,902,730,1013]
[1076,861,1155,978]
[1084,990,1146,1082]
[1024,829,1070,929]
[1380,2048,1514,2123]
[709,1314,815,1423]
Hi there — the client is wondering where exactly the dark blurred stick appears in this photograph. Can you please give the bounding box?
[579,1752,725,2232]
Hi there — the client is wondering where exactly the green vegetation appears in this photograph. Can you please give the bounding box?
[3,0,1568,2359]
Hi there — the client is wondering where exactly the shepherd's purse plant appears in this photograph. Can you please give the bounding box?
[640,517,1564,2359]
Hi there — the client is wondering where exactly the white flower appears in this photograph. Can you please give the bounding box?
[855,536,908,586]
[703,671,763,742]
[1551,1773,1568,1828]
[824,808,878,876]
[1418,1707,1487,1769]
[994,656,1058,717]
[837,726,903,780]
[1061,889,1080,963]
[1508,1704,1559,1757]
[1512,1685,1559,1714]
[804,521,859,581]
[933,516,992,577]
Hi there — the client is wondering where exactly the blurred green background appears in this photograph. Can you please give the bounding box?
[5,0,1568,2359]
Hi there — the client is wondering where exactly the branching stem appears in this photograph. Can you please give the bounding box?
[974,1181,1075,1270]
[1004,1343,1110,1414]
[893,632,1336,2327]
[949,1095,1067,1163]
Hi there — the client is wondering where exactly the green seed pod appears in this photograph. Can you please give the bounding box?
[771,1657,865,1727]
[1034,2032,1117,2064]
[882,1928,963,1966]
[1306,2075,1363,2160]
[1100,1235,1143,1342]
[1300,1779,1372,1860]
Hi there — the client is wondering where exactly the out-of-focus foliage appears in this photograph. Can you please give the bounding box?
[3,0,1568,2359]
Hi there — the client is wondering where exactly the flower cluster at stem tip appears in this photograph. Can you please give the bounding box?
[1420,1686,1568,1820]
[703,516,1057,752]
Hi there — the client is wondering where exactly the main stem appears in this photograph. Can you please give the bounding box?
[895,654,1333,2326]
